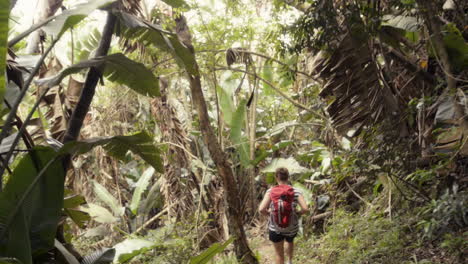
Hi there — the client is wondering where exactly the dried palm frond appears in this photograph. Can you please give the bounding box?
[150,78,197,219]
[226,47,253,67]
[312,32,401,135]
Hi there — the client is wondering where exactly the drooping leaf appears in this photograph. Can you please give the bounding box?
[130,167,154,215]
[0,147,65,263]
[230,100,250,167]
[59,132,164,173]
[80,203,118,224]
[35,53,160,97]
[92,181,124,217]
[189,237,234,264]
[43,0,115,37]
[104,132,164,173]
[114,11,198,75]
[113,239,156,263]
[65,209,90,229]
[0,0,9,111]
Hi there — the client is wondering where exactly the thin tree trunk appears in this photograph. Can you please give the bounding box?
[416,0,456,92]
[175,15,258,264]
[62,13,116,144]
[26,0,63,54]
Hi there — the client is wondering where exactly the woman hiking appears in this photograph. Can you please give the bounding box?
[258,167,309,264]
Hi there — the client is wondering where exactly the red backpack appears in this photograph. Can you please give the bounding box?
[270,185,295,228]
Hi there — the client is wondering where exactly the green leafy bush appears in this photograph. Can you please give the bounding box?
[295,210,406,264]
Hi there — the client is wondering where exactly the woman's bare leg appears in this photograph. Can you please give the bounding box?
[285,241,294,263]
[272,240,285,264]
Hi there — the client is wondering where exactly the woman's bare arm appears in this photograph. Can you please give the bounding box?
[258,192,271,215]
[297,194,309,215]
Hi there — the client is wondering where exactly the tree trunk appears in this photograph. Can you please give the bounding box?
[62,13,116,144]
[416,0,456,92]
[175,15,258,264]
[26,0,63,54]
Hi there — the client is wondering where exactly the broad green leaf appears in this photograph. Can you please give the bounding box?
[43,0,115,37]
[0,0,8,112]
[382,15,420,32]
[113,239,155,263]
[167,34,199,76]
[114,11,198,76]
[160,0,189,8]
[104,132,164,173]
[64,209,90,229]
[292,182,313,205]
[189,237,234,264]
[262,157,310,175]
[216,86,234,125]
[59,132,164,173]
[35,53,160,97]
[92,181,124,217]
[63,192,86,209]
[80,203,118,224]
[442,23,468,70]
[0,147,65,262]
[230,100,250,167]
[130,167,154,215]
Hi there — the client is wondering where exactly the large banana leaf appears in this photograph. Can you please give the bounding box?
[114,11,198,76]
[230,100,250,167]
[43,0,115,38]
[0,147,65,264]
[60,131,164,173]
[0,0,9,111]
[35,53,160,97]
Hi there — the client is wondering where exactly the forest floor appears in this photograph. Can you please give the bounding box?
[254,239,275,264]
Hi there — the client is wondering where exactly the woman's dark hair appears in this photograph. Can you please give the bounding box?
[275,167,289,181]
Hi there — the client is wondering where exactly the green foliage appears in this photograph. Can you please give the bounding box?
[130,167,154,215]
[190,237,234,264]
[0,0,9,111]
[92,180,124,217]
[0,147,65,264]
[417,189,468,239]
[440,232,467,257]
[114,11,198,76]
[113,238,156,263]
[230,100,250,167]
[62,131,164,173]
[296,210,406,264]
[35,53,160,97]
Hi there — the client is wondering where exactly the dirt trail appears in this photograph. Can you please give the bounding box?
[255,239,275,264]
